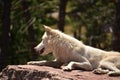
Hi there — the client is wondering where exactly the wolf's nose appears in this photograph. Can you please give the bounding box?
[34,47,37,51]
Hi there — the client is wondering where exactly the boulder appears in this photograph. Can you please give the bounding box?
[0,65,120,80]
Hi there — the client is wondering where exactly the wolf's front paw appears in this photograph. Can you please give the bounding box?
[62,66,72,71]
[27,61,36,65]
[27,60,47,66]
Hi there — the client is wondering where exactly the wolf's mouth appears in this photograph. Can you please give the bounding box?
[39,47,45,54]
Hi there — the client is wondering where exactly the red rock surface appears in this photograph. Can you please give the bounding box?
[0,65,120,80]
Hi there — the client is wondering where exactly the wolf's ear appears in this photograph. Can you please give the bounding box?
[43,25,52,35]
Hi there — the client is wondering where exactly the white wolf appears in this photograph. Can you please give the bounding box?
[27,25,120,76]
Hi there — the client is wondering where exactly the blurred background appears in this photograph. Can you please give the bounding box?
[0,0,120,71]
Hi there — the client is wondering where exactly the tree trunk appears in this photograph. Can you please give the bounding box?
[21,0,37,60]
[112,0,120,52]
[0,0,11,71]
[58,0,68,32]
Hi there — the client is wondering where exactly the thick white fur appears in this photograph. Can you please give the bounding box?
[27,25,120,76]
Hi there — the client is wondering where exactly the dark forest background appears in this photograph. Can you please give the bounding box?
[0,0,120,71]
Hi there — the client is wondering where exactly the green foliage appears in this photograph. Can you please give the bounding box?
[6,0,58,64]
[66,0,115,50]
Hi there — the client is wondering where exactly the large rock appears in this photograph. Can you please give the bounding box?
[0,65,120,80]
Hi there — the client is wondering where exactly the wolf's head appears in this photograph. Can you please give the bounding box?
[34,25,58,56]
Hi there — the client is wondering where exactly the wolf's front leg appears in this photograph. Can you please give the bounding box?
[62,61,93,71]
[27,60,63,68]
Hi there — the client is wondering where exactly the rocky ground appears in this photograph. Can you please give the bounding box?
[0,65,120,80]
